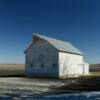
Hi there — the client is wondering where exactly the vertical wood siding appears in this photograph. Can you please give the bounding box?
[59,52,85,77]
[25,38,59,77]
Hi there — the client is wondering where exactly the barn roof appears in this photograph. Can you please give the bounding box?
[25,33,84,55]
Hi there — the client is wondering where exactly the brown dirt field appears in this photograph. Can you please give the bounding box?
[0,64,25,76]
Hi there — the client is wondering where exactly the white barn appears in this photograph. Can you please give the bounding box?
[24,33,89,78]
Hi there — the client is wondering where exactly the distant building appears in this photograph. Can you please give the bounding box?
[24,33,89,78]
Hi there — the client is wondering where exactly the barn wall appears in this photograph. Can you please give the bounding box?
[59,52,84,77]
[25,38,59,77]
[83,62,89,75]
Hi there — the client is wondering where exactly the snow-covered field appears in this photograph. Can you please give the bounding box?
[0,91,100,100]
[34,92,100,100]
[0,78,100,99]
[0,77,67,96]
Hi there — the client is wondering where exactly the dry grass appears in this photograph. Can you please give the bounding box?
[88,63,100,77]
[0,64,25,76]
[90,72,100,76]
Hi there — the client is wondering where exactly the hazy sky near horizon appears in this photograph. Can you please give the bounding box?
[0,0,100,64]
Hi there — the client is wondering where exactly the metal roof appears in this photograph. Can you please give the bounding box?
[33,33,84,55]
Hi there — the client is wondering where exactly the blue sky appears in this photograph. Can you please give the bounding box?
[0,0,100,64]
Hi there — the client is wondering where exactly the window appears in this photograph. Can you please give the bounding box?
[30,63,34,67]
[53,63,56,68]
[41,63,44,68]
[38,54,44,61]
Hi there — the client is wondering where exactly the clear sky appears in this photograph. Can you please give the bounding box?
[0,0,100,64]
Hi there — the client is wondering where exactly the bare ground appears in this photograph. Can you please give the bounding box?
[0,64,25,76]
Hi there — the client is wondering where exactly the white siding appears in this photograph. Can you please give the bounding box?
[83,62,89,75]
[25,38,59,77]
[25,35,89,78]
[59,52,84,77]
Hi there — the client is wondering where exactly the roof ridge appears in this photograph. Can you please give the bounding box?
[33,33,70,44]
[33,33,83,55]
